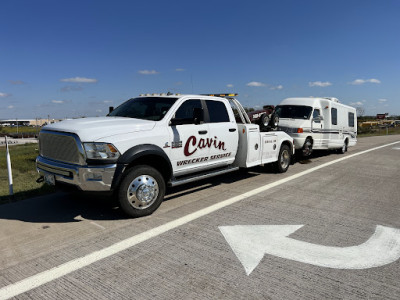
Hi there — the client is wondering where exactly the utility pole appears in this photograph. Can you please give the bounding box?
[5,136,14,197]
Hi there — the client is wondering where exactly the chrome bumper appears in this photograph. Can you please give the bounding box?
[36,156,116,191]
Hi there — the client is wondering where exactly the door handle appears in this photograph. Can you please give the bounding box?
[198,130,207,135]
[229,128,237,132]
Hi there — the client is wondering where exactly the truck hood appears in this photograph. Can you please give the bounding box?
[42,117,156,141]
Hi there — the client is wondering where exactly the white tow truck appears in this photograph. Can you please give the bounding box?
[36,93,294,217]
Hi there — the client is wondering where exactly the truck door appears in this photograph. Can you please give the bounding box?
[204,99,238,167]
[312,108,323,148]
[168,99,210,176]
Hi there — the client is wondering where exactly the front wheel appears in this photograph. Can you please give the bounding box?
[118,165,166,218]
[273,144,291,173]
[302,138,313,157]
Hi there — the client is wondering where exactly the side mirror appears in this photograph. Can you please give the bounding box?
[193,107,204,125]
[313,116,323,122]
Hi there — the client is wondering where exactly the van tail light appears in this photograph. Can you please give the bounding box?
[297,128,303,133]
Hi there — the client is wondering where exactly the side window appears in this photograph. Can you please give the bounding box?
[313,109,320,123]
[206,100,230,123]
[174,100,202,123]
[331,108,338,125]
[348,112,355,127]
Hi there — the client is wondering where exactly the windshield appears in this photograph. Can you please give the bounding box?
[108,97,178,121]
[275,105,313,119]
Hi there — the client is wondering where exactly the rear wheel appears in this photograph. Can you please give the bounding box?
[118,165,165,218]
[337,140,347,154]
[273,144,291,173]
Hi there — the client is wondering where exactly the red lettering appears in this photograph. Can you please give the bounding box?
[184,135,227,157]
[184,136,197,156]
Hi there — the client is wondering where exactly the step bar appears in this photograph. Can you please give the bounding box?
[169,166,239,187]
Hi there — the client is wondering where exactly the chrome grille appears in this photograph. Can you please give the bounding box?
[39,131,84,165]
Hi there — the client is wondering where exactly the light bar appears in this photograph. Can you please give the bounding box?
[139,93,181,97]
[202,93,238,97]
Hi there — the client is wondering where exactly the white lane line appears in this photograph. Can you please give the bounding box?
[1,140,399,300]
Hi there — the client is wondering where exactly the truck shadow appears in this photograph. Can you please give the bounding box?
[0,191,125,223]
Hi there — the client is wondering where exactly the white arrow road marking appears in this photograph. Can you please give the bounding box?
[219,225,400,275]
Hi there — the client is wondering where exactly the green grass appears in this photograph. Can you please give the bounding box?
[0,143,55,204]
[0,126,40,135]
[358,125,400,137]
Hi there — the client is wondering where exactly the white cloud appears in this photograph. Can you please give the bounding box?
[103,100,113,103]
[175,68,185,72]
[0,92,10,97]
[60,77,98,83]
[378,99,387,103]
[349,101,364,106]
[138,70,159,75]
[349,78,381,85]
[7,105,14,109]
[246,81,266,87]
[270,84,283,90]
[96,109,102,113]
[309,81,332,87]
[227,84,234,88]
[52,100,64,104]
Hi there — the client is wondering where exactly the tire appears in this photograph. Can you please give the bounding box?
[302,138,313,157]
[269,113,279,129]
[337,140,347,154]
[118,165,165,218]
[273,144,291,173]
[259,113,270,131]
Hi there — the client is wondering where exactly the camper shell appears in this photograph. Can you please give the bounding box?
[276,97,357,155]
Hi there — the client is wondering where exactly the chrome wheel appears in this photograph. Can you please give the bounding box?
[127,175,159,210]
[280,149,290,170]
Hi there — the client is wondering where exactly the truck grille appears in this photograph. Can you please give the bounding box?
[39,131,84,165]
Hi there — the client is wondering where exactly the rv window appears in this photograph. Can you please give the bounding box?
[331,108,338,125]
[275,105,313,119]
[349,112,355,127]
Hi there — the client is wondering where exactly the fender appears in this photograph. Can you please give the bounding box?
[111,144,173,190]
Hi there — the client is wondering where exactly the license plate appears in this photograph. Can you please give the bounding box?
[44,174,55,186]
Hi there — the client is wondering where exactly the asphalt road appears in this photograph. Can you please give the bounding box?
[1,135,400,299]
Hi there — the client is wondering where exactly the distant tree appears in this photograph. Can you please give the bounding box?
[243,107,255,112]
[356,106,365,117]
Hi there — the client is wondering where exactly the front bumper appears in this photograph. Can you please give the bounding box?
[36,156,116,191]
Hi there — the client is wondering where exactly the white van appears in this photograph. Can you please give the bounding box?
[276,97,357,156]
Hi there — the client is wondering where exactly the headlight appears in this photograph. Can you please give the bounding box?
[84,143,120,160]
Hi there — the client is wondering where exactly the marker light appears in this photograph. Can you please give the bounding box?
[297,128,303,133]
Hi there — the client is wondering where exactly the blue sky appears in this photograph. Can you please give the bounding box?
[1,0,399,119]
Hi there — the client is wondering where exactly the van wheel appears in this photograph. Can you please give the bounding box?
[273,144,291,173]
[302,138,313,157]
[338,141,347,154]
[118,165,165,218]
